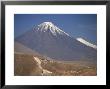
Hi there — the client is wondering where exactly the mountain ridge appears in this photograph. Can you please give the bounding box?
[33,21,70,37]
[15,22,97,61]
[76,38,97,49]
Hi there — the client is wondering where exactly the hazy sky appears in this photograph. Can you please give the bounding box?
[14,14,97,44]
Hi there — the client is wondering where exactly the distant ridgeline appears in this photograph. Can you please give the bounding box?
[15,22,97,61]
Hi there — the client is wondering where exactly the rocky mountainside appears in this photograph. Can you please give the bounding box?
[15,22,97,61]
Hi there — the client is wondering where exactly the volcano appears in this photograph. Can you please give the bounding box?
[15,22,97,61]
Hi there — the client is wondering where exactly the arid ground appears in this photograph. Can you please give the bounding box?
[14,53,97,76]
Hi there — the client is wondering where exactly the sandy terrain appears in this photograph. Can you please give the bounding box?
[14,53,97,76]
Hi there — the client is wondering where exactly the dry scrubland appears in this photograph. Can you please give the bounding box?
[14,53,97,76]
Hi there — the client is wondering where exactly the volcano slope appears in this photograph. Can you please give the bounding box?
[14,22,97,76]
[15,22,97,61]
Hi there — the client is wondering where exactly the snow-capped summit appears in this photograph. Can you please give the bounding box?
[34,22,70,36]
[16,22,97,61]
[38,22,54,28]
[77,38,97,49]
[41,22,53,26]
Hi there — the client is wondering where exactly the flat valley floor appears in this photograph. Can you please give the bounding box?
[14,53,97,76]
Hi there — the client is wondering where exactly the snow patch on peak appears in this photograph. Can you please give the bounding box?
[35,22,70,37]
[76,38,97,49]
[43,22,53,26]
